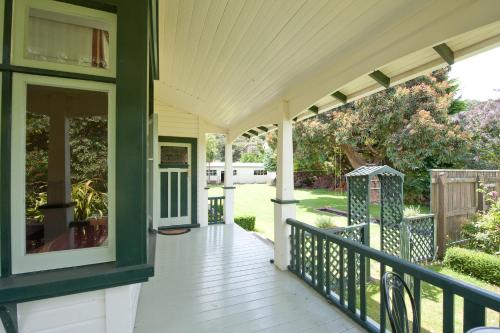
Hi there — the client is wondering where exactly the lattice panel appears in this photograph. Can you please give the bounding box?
[407,216,435,262]
[348,176,369,225]
[380,175,403,257]
[304,231,313,276]
[328,225,364,295]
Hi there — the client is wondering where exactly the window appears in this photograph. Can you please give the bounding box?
[233,170,237,176]
[12,0,117,77]
[160,146,188,165]
[254,170,267,176]
[11,74,116,274]
[206,170,217,176]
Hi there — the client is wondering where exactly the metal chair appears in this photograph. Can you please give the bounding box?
[382,271,420,333]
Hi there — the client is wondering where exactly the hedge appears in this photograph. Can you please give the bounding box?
[443,247,500,285]
[235,215,256,231]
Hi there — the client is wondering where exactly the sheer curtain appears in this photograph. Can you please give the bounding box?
[26,14,109,69]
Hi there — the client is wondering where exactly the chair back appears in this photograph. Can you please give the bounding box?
[382,272,419,333]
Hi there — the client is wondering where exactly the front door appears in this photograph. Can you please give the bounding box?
[158,143,191,227]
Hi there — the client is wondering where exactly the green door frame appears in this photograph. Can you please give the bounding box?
[158,136,198,227]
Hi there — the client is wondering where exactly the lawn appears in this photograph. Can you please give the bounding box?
[209,183,499,331]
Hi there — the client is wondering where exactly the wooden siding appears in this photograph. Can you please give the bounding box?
[135,224,363,333]
[0,284,141,333]
[156,103,199,138]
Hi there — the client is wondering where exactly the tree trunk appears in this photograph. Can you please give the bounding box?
[340,145,367,169]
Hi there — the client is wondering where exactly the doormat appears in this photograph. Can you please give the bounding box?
[158,228,191,236]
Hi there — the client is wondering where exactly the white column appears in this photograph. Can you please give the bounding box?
[198,127,208,227]
[273,101,296,270]
[223,137,235,225]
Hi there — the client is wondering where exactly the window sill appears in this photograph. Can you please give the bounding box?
[0,232,156,305]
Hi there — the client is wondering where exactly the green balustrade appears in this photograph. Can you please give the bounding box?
[208,196,225,225]
[287,218,500,333]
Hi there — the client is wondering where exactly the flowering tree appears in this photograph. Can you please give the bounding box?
[454,99,500,169]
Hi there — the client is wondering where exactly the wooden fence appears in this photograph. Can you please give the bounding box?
[430,169,500,257]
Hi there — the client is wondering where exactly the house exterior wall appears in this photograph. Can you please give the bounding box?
[154,103,224,228]
[0,284,141,333]
[207,163,274,184]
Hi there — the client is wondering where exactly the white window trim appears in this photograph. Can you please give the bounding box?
[11,73,116,274]
[11,0,117,77]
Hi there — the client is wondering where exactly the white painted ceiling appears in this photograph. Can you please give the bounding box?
[155,0,500,133]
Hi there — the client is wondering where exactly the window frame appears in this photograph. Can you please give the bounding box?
[10,73,116,274]
[11,0,117,77]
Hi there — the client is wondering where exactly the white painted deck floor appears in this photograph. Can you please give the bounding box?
[134,224,365,333]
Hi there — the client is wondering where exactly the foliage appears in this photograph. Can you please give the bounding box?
[26,191,47,222]
[234,215,256,231]
[206,134,220,163]
[443,247,500,285]
[72,180,108,222]
[315,216,335,229]
[403,205,422,217]
[293,68,470,200]
[453,99,500,169]
[240,151,263,163]
[263,147,277,172]
[461,186,500,254]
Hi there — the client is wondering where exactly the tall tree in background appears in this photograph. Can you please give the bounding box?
[330,68,469,170]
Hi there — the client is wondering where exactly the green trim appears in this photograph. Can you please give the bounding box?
[257,126,268,132]
[0,262,153,306]
[0,65,116,83]
[242,133,251,139]
[223,186,236,190]
[158,223,200,230]
[271,198,300,205]
[248,129,259,136]
[433,43,454,65]
[180,172,188,216]
[1,72,12,276]
[1,0,13,276]
[308,105,319,114]
[116,0,149,267]
[0,303,17,333]
[158,136,198,226]
[331,91,347,104]
[55,0,116,13]
[369,70,390,88]
[2,0,12,64]
[170,172,178,217]
[159,163,189,169]
[148,0,159,80]
[160,172,168,218]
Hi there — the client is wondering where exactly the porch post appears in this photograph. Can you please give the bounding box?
[273,101,296,270]
[223,137,235,225]
[198,127,208,227]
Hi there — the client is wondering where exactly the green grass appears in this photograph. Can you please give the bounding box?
[208,183,499,332]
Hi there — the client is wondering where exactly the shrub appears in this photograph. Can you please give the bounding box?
[461,186,500,254]
[403,205,422,218]
[235,215,256,231]
[443,247,500,285]
[316,216,335,229]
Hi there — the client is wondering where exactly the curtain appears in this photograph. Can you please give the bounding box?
[27,15,109,69]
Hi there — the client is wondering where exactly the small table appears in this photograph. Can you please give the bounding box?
[467,327,500,333]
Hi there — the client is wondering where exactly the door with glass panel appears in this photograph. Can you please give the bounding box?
[158,143,191,227]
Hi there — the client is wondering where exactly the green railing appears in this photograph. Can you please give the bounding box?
[208,196,225,225]
[287,218,500,333]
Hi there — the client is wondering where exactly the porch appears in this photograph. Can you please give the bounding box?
[134,224,363,333]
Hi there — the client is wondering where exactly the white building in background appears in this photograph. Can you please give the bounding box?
[207,162,275,184]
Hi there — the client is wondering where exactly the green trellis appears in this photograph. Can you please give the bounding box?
[346,166,404,257]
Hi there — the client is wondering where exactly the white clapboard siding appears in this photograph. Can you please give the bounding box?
[0,284,141,333]
[156,103,199,138]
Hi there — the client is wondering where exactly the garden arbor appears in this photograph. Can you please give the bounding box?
[346,165,404,255]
